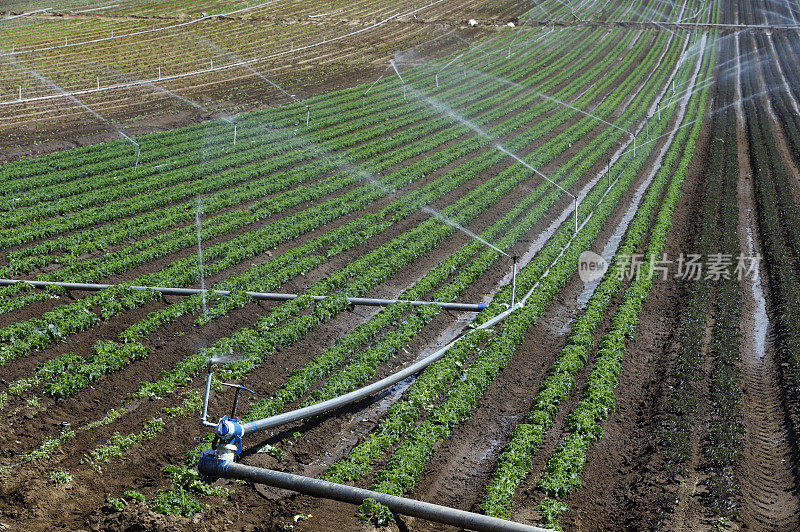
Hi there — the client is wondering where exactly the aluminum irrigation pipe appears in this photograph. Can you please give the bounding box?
[0,0,448,107]
[239,303,519,435]
[1,8,51,21]
[197,458,551,532]
[0,279,488,312]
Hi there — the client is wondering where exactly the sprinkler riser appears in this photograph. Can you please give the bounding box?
[200,365,213,423]
[215,441,238,463]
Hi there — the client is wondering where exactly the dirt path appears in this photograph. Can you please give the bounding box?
[734,32,800,531]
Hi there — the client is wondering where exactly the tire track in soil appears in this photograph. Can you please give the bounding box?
[734,32,800,530]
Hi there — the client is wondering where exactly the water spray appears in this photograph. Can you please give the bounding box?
[449,63,643,162]
[451,33,492,66]
[195,196,207,317]
[496,145,580,235]
[390,59,407,99]
[389,61,581,234]
[421,205,509,257]
[617,119,698,158]
[190,35,308,127]
[3,55,140,170]
[549,0,586,22]
[91,60,239,145]
[435,52,466,88]
[362,68,389,109]
[532,89,640,154]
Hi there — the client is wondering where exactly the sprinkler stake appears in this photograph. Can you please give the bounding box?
[221,383,255,419]
[200,363,214,426]
[511,256,518,307]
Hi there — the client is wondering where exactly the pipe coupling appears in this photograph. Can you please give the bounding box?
[215,415,244,456]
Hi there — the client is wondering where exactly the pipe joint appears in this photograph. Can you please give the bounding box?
[215,415,244,456]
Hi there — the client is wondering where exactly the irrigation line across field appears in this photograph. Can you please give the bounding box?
[0,0,287,56]
[0,8,51,21]
[223,62,667,437]
[0,0,447,107]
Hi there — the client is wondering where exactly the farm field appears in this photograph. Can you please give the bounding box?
[0,0,799,531]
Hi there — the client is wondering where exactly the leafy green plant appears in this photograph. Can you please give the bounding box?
[534,498,568,531]
[106,497,125,511]
[46,470,72,485]
[20,428,75,462]
[257,444,285,461]
[84,408,122,430]
[85,418,164,465]
[123,490,146,503]
[358,498,394,527]
[151,465,229,517]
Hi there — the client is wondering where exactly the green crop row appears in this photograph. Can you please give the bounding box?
[320,31,685,511]
[0,27,601,325]
[659,31,729,484]
[480,67,700,520]
[0,28,619,397]
[528,39,712,529]
[138,27,654,401]
[0,24,566,220]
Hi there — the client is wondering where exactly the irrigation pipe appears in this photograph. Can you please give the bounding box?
[1,8,51,21]
[0,0,287,56]
[0,279,487,311]
[242,32,689,435]
[0,0,447,106]
[197,458,551,532]
[239,303,518,435]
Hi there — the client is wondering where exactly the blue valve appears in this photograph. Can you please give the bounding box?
[215,415,244,456]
